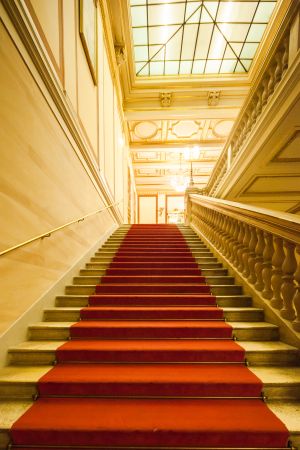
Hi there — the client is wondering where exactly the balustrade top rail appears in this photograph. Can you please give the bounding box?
[189,194,300,245]
[0,200,123,257]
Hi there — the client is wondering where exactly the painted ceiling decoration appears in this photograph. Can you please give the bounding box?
[129,0,277,76]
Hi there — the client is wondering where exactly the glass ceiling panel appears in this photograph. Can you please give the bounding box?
[130,0,277,76]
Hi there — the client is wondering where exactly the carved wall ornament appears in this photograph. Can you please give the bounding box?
[115,45,126,66]
[160,92,172,107]
[207,91,221,106]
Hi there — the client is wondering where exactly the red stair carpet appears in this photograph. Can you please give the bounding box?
[11,224,289,449]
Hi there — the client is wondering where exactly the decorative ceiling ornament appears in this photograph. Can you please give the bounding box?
[114,45,126,66]
[213,119,235,138]
[133,121,159,140]
[208,91,221,106]
[171,120,200,139]
[160,92,172,107]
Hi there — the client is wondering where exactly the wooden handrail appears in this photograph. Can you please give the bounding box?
[0,200,123,257]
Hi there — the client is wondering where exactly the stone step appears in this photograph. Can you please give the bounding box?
[79,268,228,277]
[43,306,264,323]
[90,256,220,264]
[65,284,243,295]
[250,367,300,400]
[104,240,206,246]
[0,400,300,450]
[56,294,252,308]
[1,366,300,401]
[86,261,224,270]
[7,340,299,367]
[95,250,214,257]
[72,275,235,286]
[27,321,278,341]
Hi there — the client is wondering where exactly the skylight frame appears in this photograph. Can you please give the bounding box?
[130,0,277,77]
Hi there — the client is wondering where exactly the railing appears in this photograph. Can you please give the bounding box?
[186,193,300,332]
[207,2,298,195]
[0,200,123,257]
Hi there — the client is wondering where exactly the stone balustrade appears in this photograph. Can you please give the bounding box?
[207,3,299,196]
[186,193,300,333]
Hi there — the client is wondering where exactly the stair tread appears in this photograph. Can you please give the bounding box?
[45,306,263,312]
[2,364,300,386]
[10,340,298,352]
[7,398,291,448]
[29,321,275,329]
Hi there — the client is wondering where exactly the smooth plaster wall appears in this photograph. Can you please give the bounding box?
[0,0,127,335]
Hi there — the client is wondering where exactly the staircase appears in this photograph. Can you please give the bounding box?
[0,224,299,449]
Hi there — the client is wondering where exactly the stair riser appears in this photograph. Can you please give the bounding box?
[8,349,299,366]
[55,295,252,308]
[72,276,234,286]
[2,381,299,401]
[43,310,264,322]
[65,285,241,295]
[86,262,223,269]
[0,383,37,400]
[90,257,219,263]
[79,269,228,276]
[96,251,213,257]
[28,327,277,341]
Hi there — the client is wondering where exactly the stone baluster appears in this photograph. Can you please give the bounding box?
[292,245,300,331]
[218,215,226,254]
[282,36,289,75]
[280,241,296,320]
[228,218,238,263]
[224,217,234,259]
[274,50,283,89]
[270,236,285,309]
[261,232,274,299]
[237,223,247,272]
[251,96,258,125]
[261,78,269,108]
[254,228,265,291]
[233,222,244,269]
[247,226,258,285]
[255,87,263,118]
[267,67,275,97]
[230,220,241,265]
[211,211,219,246]
[242,224,251,278]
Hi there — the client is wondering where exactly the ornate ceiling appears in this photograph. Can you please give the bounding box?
[105,0,283,194]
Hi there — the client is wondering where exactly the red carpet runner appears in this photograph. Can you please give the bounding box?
[11,224,289,448]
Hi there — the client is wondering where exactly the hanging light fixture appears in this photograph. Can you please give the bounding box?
[170,152,189,192]
[184,146,200,187]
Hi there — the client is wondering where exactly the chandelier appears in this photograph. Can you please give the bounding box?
[170,146,200,192]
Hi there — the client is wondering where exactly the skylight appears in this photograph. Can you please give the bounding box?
[130,0,276,76]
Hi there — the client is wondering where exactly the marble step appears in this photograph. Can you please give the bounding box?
[86,261,224,270]
[43,306,264,323]
[7,340,299,366]
[65,284,243,295]
[1,365,300,401]
[27,321,278,341]
[56,294,252,308]
[72,275,235,286]
[95,250,213,257]
[104,240,207,246]
[79,268,229,277]
[90,256,220,264]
